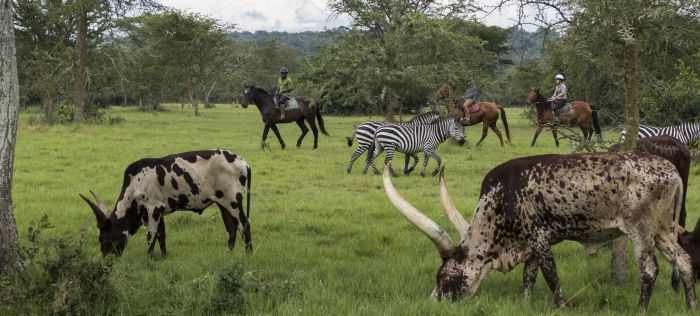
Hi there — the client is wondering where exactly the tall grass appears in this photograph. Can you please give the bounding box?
[12,104,699,315]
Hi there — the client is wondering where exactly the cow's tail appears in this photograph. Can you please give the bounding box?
[498,106,511,143]
[591,106,603,143]
[315,106,329,136]
[671,182,683,293]
[246,164,252,219]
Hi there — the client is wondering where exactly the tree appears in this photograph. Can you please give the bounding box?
[328,0,475,120]
[0,0,23,277]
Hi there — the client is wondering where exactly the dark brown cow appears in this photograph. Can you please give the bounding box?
[81,149,252,257]
[610,136,690,227]
[383,152,696,310]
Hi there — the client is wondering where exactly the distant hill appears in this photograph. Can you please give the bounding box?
[231,30,343,57]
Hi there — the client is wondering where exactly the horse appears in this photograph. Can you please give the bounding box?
[432,83,511,147]
[241,85,328,149]
[526,88,602,147]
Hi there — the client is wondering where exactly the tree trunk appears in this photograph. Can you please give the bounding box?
[187,72,198,116]
[72,0,89,121]
[204,80,218,108]
[611,37,640,285]
[42,88,54,120]
[0,0,24,277]
[381,86,395,122]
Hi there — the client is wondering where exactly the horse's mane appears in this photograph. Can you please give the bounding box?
[250,86,272,96]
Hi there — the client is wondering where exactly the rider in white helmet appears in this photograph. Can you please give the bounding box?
[549,74,567,122]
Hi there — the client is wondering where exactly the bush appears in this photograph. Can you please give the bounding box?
[211,263,246,314]
[0,215,117,314]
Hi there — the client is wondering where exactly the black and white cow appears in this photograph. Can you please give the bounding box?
[383,152,697,310]
[80,149,252,257]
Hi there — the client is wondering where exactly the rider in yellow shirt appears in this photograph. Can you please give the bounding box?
[274,67,293,119]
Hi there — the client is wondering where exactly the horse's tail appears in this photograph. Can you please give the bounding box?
[591,106,603,143]
[346,132,354,147]
[498,106,512,143]
[315,105,329,136]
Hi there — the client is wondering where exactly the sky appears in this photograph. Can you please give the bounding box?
[155,0,531,33]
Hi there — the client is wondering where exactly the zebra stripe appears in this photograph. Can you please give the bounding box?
[620,122,700,145]
[370,115,465,177]
[346,112,441,174]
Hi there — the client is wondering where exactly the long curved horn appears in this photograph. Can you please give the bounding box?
[90,190,108,213]
[80,193,107,228]
[383,163,455,258]
[439,165,470,241]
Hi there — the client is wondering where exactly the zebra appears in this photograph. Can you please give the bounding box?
[368,115,466,177]
[345,111,441,174]
[620,122,700,145]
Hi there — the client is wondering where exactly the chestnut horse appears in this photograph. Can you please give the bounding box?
[241,85,328,149]
[526,88,602,147]
[432,83,511,147]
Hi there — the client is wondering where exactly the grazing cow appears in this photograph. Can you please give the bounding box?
[383,152,696,310]
[80,149,252,257]
[610,136,691,227]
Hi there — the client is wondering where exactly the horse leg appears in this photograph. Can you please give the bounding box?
[383,145,399,177]
[476,123,489,147]
[530,125,544,147]
[489,121,505,147]
[270,124,286,149]
[422,149,441,177]
[295,119,309,149]
[404,153,419,175]
[305,114,320,149]
[261,124,271,148]
[552,128,560,148]
[347,145,368,174]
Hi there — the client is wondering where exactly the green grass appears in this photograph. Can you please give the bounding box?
[12,104,700,315]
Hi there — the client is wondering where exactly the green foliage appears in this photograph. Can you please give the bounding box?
[0,215,117,315]
[211,263,246,314]
[640,61,700,124]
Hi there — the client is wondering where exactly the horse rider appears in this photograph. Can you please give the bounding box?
[549,74,567,123]
[274,67,293,120]
[461,83,478,124]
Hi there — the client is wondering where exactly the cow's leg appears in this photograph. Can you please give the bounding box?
[523,255,539,298]
[531,236,565,308]
[218,204,239,251]
[270,124,286,149]
[629,232,659,311]
[383,145,399,177]
[655,234,697,310]
[157,218,167,257]
[146,222,158,256]
[530,125,544,147]
[237,207,253,254]
[347,145,368,173]
[295,119,309,149]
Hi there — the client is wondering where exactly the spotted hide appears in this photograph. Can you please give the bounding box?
[383,152,697,311]
[80,149,252,257]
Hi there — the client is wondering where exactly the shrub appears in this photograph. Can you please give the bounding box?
[211,263,246,314]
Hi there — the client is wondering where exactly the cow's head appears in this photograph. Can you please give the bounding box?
[383,164,485,301]
[80,191,127,256]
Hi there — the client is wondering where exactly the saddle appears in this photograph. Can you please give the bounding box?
[463,99,481,113]
[553,103,571,116]
[281,98,300,110]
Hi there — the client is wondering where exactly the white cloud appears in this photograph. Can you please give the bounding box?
[295,0,326,24]
[242,10,267,21]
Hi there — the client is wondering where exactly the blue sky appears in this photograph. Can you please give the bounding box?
[156,0,530,32]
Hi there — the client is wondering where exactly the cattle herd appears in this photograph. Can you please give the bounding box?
[80,106,699,311]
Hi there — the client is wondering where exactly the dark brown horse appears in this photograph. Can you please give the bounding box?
[241,85,328,149]
[432,83,511,147]
[526,88,602,147]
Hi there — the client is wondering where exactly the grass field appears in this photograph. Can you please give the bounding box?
[12,104,700,315]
